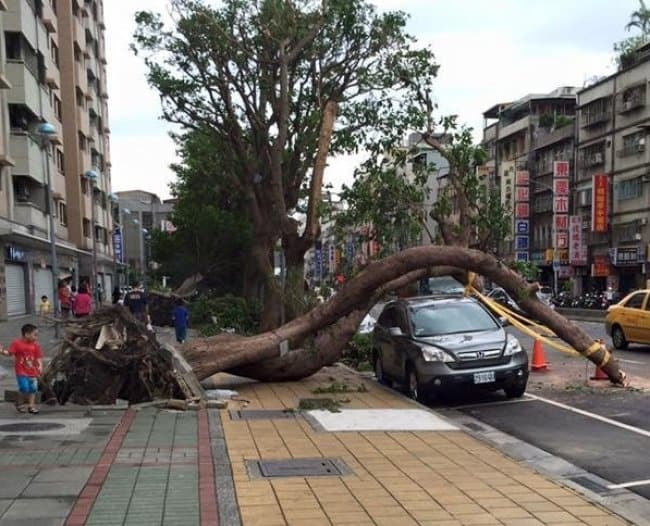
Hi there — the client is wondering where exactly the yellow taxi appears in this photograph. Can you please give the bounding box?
[605,290,650,349]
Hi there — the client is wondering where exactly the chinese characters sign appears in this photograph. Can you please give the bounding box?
[514,171,529,262]
[591,174,608,233]
[569,215,587,265]
[553,161,570,252]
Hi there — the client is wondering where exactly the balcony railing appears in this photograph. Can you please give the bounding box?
[617,142,646,158]
[578,152,605,168]
[581,111,610,128]
[618,94,646,113]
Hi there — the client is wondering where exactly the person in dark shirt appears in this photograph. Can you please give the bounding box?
[124,282,149,323]
[172,298,190,343]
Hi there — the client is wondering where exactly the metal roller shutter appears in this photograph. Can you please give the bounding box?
[6,264,26,316]
[104,274,113,304]
[34,267,53,307]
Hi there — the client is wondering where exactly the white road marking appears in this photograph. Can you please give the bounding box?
[607,479,650,490]
[526,393,650,439]
[618,359,646,365]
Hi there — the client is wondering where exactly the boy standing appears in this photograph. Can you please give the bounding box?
[0,324,43,414]
[172,298,190,343]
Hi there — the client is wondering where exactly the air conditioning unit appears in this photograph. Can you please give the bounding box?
[641,217,648,225]
[594,152,603,163]
[637,143,646,152]
[635,233,643,240]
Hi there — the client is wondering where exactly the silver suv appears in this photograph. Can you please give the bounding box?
[372,296,529,402]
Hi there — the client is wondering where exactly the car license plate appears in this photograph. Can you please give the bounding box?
[473,371,495,384]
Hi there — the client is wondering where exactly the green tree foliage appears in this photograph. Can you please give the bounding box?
[614,0,650,69]
[335,119,511,260]
[150,127,252,292]
[132,0,438,326]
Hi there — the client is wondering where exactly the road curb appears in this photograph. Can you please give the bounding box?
[335,362,647,525]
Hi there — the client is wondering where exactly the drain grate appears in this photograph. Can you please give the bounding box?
[257,458,345,478]
[230,409,297,421]
[0,422,65,433]
[463,422,486,432]
[567,475,611,495]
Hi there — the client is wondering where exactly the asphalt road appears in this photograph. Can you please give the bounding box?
[431,318,650,502]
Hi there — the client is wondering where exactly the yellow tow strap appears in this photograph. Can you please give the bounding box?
[469,286,581,357]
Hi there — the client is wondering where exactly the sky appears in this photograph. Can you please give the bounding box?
[104,0,634,200]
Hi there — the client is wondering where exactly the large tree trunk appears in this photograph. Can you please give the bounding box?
[183,246,627,386]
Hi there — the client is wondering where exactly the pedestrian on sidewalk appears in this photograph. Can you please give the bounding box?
[58,281,72,319]
[73,285,93,318]
[124,281,149,324]
[38,295,51,317]
[172,298,190,343]
[0,324,43,414]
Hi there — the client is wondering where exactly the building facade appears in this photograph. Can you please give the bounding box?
[0,0,114,318]
[115,190,174,284]
[482,87,577,290]
[576,45,650,294]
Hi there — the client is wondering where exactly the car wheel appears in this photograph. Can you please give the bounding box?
[504,382,527,398]
[405,365,426,403]
[374,352,391,387]
[612,326,628,350]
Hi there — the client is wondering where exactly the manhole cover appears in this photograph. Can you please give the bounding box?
[230,409,297,420]
[257,458,344,477]
[0,422,66,433]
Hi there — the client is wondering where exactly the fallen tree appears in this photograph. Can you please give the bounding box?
[182,245,628,386]
[40,307,200,405]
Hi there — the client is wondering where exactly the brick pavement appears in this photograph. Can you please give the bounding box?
[0,310,639,525]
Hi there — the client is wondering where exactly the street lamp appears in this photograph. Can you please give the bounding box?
[141,228,149,284]
[37,122,60,336]
[84,170,99,298]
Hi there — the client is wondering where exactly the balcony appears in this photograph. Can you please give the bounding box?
[498,115,531,140]
[581,111,610,128]
[618,94,646,114]
[5,62,40,116]
[617,142,646,158]
[578,151,605,168]
[9,134,45,184]
[14,202,47,233]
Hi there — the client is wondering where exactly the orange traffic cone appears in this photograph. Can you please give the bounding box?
[590,340,610,381]
[590,365,609,380]
[530,339,549,371]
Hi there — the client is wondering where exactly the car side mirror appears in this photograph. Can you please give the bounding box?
[499,316,510,327]
[389,326,404,336]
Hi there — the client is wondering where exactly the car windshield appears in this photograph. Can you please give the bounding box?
[410,302,499,337]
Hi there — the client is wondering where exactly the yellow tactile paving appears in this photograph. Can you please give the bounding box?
[219,366,631,526]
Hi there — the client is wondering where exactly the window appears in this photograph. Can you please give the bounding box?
[619,131,646,157]
[8,105,31,132]
[5,32,21,60]
[57,201,67,226]
[50,41,59,67]
[81,174,88,194]
[74,43,82,63]
[75,87,84,107]
[615,177,643,201]
[377,307,396,329]
[82,218,90,237]
[56,149,64,172]
[53,95,62,122]
[624,293,645,310]
[51,0,57,14]
[78,132,86,151]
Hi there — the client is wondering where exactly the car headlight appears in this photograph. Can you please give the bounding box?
[421,346,453,362]
[504,336,523,356]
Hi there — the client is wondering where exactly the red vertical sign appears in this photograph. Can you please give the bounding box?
[591,174,608,233]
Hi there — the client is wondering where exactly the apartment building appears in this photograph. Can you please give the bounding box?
[0,0,114,318]
[482,87,577,287]
[115,190,174,282]
[576,43,650,293]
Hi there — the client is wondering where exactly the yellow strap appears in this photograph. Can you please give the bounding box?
[470,286,580,356]
[584,341,602,357]
[464,272,476,297]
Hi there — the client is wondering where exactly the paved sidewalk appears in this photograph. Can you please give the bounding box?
[0,356,638,525]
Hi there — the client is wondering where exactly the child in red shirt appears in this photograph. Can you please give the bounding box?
[0,324,43,414]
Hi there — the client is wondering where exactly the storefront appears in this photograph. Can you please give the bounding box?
[611,246,643,293]
[5,246,28,317]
